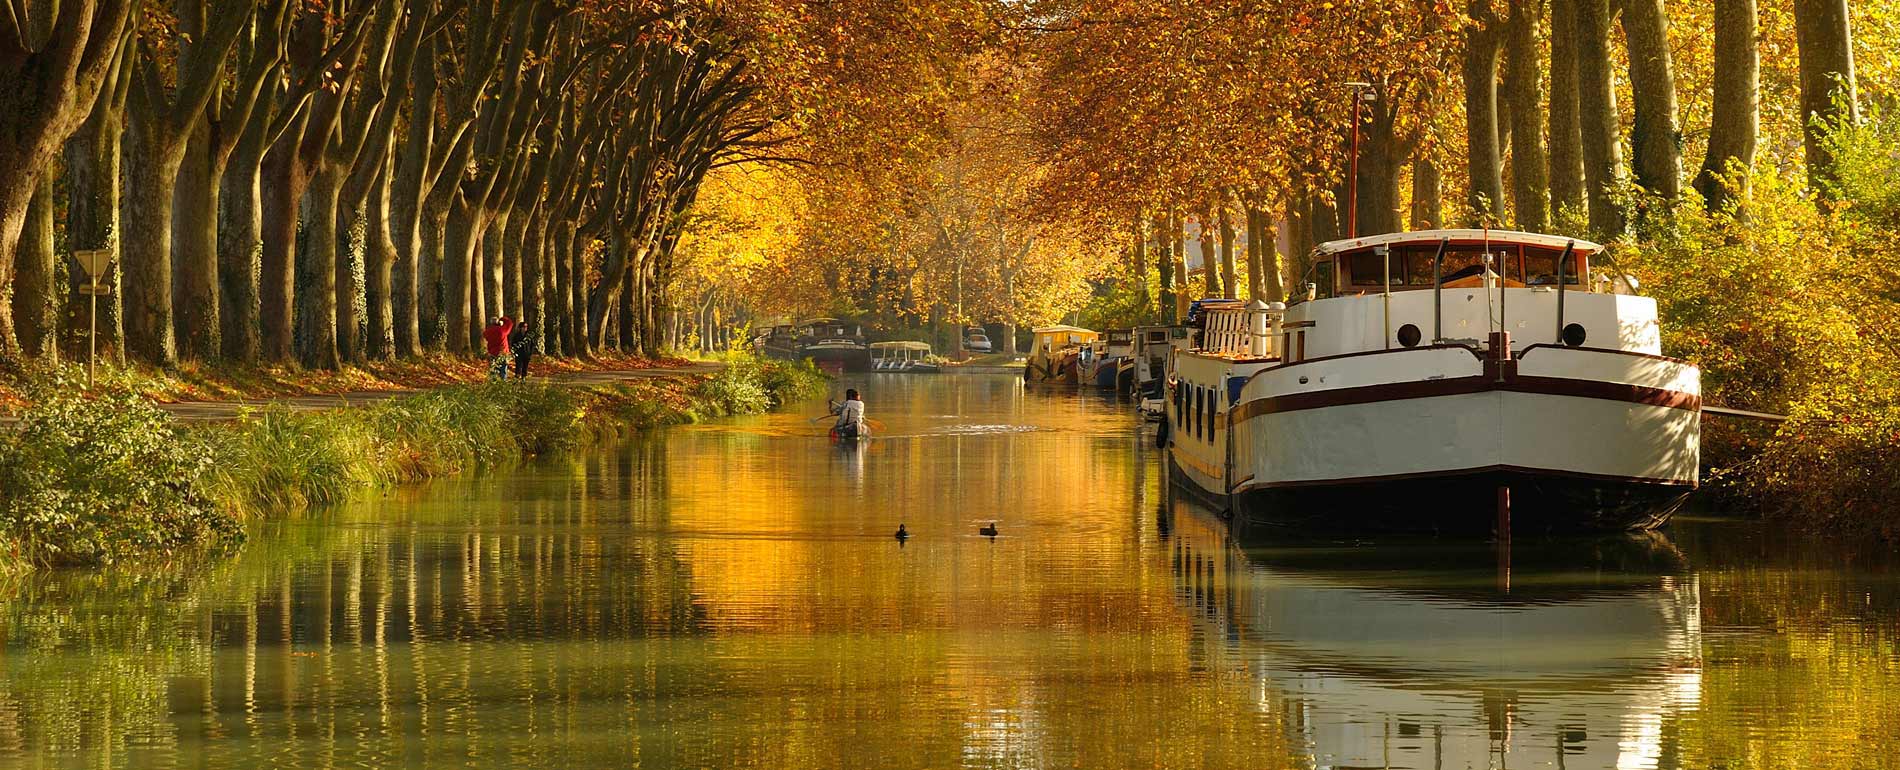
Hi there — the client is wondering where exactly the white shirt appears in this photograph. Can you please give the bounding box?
[835,399,864,430]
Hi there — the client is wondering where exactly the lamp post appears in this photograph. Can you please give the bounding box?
[1344,82,1377,239]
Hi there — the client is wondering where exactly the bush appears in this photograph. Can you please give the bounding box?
[0,373,241,567]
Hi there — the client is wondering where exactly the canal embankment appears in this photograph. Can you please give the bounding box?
[0,355,828,571]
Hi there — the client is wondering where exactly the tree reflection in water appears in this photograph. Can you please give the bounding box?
[0,375,1894,769]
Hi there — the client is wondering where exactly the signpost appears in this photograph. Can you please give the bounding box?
[71,249,114,389]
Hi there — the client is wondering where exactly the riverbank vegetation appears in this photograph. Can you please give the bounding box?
[0,358,825,570]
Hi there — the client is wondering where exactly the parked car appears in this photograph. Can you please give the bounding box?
[964,330,993,353]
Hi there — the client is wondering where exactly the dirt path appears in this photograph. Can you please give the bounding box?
[4,363,725,425]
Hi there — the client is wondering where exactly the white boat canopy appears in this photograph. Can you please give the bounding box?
[1315,229,1604,257]
[1031,324,1097,335]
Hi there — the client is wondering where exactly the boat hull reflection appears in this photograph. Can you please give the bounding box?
[1161,487,1702,769]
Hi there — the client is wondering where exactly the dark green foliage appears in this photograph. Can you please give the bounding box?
[0,372,242,567]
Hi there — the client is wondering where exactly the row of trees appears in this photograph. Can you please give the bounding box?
[0,0,981,368]
[1012,0,1875,322]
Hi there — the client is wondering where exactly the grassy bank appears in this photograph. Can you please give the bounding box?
[0,356,826,570]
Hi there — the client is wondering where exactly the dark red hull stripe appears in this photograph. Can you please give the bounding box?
[1232,374,1700,421]
[1234,463,1697,491]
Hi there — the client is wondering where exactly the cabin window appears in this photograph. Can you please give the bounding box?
[1308,260,1336,300]
[1348,250,1404,287]
[1206,395,1217,443]
[1192,386,1203,440]
[1522,248,1583,286]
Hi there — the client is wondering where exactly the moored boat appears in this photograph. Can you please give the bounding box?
[1162,229,1702,534]
[798,318,871,373]
[1024,325,1098,385]
[870,341,940,372]
[761,324,802,360]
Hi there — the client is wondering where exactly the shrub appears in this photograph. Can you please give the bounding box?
[0,373,241,567]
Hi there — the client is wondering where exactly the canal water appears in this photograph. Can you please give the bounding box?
[2,374,1897,769]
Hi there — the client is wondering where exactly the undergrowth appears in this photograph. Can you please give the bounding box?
[0,357,825,570]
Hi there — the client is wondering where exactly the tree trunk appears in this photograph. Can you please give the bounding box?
[522,212,545,351]
[1244,204,1265,300]
[297,168,344,369]
[334,203,364,364]
[1218,206,1238,300]
[1575,0,1626,237]
[618,258,638,353]
[1695,0,1759,212]
[218,133,264,362]
[120,121,186,366]
[1548,0,1586,222]
[483,214,506,323]
[1464,3,1506,223]
[175,120,222,360]
[503,210,525,318]
[418,204,448,351]
[64,112,125,363]
[365,161,396,359]
[1793,0,1856,198]
[1170,210,1188,320]
[1623,0,1681,204]
[259,137,308,363]
[13,178,58,359]
[1503,0,1550,231]
[1198,208,1220,298]
[1411,157,1445,229]
[443,200,481,354]
[1153,214,1174,323]
[1358,107,1406,236]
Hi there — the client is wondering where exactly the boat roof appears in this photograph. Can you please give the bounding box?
[871,341,932,351]
[1315,229,1604,256]
[1032,324,1096,335]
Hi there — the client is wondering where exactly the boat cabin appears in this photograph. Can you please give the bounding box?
[1030,325,1098,355]
[870,341,936,371]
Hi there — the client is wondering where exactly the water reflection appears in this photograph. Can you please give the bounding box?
[1160,494,1705,769]
[0,374,1896,769]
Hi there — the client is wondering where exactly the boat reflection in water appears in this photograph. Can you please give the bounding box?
[1160,487,1702,769]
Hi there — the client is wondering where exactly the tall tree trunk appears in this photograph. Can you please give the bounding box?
[218,130,264,362]
[334,202,364,364]
[1793,0,1857,198]
[522,212,545,352]
[502,210,525,317]
[175,120,222,360]
[483,215,506,323]
[298,168,345,369]
[1243,204,1265,300]
[120,122,186,366]
[365,161,397,359]
[1411,157,1445,229]
[1548,0,1586,222]
[443,200,481,354]
[1695,0,1759,212]
[259,133,308,363]
[1623,0,1682,204]
[1153,214,1174,323]
[13,178,58,358]
[570,228,589,356]
[1198,207,1220,298]
[1503,0,1550,231]
[1218,206,1238,300]
[418,204,448,351]
[1170,210,1188,321]
[1358,107,1406,236]
[1132,213,1150,312]
[1575,0,1626,237]
[64,111,125,363]
[1464,2,1506,223]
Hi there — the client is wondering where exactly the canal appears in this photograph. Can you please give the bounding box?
[3,374,1897,769]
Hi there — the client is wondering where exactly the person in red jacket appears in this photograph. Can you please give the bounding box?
[482,316,515,380]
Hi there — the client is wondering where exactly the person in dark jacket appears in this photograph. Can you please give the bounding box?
[509,318,539,379]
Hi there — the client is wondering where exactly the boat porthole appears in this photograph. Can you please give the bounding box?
[1298,376,1309,385]
[1562,323,1587,347]
[1397,324,1422,348]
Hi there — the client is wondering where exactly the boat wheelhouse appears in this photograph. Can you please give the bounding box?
[1128,325,1190,416]
[798,318,871,373]
[870,341,940,372]
[760,324,802,360]
[1084,329,1135,390]
[1024,325,1099,385]
[1163,229,1702,533]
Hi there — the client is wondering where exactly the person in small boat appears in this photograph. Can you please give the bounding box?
[830,388,865,440]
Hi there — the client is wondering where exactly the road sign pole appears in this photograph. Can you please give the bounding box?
[88,275,98,390]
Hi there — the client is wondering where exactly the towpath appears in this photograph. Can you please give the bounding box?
[3,362,724,426]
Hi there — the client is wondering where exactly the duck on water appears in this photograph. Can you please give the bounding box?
[1159,229,1702,534]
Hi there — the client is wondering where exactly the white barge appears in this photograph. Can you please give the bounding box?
[1162,229,1701,533]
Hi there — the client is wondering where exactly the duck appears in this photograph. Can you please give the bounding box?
[978,521,998,538]
[894,524,909,541]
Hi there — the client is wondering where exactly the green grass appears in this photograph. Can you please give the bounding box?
[0,358,826,571]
